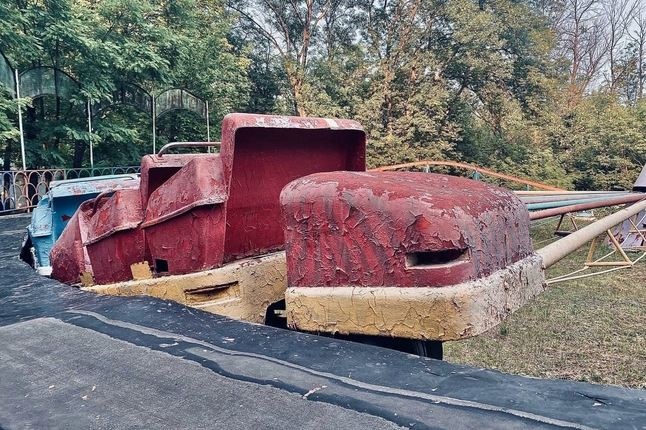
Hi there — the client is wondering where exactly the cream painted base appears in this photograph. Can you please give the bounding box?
[83,251,287,324]
[285,254,546,341]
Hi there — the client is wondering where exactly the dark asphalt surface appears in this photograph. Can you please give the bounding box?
[1,214,645,429]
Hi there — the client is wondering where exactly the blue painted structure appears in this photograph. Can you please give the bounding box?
[26,174,140,274]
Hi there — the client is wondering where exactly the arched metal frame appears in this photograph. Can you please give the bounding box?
[19,66,80,99]
[152,88,210,153]
[0,51,16,97]
[17,66,87,168]
[1,49,212,171]
[88,83,154,168]
[91,83,153,119]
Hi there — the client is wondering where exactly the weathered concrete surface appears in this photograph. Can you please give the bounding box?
[84,251,287,324]
[286,254,546,341]
[0,318,401,430]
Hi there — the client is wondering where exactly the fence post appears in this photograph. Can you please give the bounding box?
[87,100,94,170]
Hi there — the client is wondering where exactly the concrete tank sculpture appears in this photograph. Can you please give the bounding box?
[281,171,546,341]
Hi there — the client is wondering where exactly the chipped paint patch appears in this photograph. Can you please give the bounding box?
[285,254,546,341]
[280,171,532,289]
[83,252,287,324]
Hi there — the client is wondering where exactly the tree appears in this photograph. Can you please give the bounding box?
[619,9,646,102]
[555,93,646,189]
[228,0,350,115]
[0,0,249,169]
[603,0,638,91]
[560,0,607,102]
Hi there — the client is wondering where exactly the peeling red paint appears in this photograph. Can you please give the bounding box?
[84,189,146,284]
[50,200,93,284]
[280,171,531,288]
[51,113,366,285]
[219,114,365,262]
[142,155,227,275]
[139,154,196,208]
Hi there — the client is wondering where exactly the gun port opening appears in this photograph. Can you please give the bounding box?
[183,281,238,303]
[154,259,169,273]
[406,248,469,268]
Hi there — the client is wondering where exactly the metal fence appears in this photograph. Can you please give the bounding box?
[0,166,140,215]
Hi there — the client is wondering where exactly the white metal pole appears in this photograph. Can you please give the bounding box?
[205,100,210,153]
[15,69,26,171]
[87,100,94,170]
[152,94,156,154]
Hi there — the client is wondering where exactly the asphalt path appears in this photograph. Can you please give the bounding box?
[1,214,644,429]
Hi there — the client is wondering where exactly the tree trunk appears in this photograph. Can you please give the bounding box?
[287,67,307,116]
[72,141,85,168]
[3,139,12,170]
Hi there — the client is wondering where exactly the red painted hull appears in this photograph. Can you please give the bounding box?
[142,155,227,275]
[50,200,93,284]
[51,113,367,285]
[281,171,532,288]
[139,154,196,208]
[84,188,146,284]
[219,114,366,262]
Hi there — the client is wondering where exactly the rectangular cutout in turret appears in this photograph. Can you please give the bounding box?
[406,249,469,268]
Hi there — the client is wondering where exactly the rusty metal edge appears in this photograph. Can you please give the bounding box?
[370,161,563,191]
[83,221,142,246]
[141,196,226,229]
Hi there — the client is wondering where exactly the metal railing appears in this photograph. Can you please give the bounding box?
[157,141,220,156]
[0,166,140,215]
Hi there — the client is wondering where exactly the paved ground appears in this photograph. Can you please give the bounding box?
[1,214,645,429]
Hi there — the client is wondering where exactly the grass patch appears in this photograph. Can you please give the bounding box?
[444,214,646,389]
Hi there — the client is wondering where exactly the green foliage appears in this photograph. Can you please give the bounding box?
[1,0,645,192]
[237,0,645,189]
[554,94,646,190]
[0,0,249,169]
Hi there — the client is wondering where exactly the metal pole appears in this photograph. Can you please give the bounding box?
[15,69,26,171]
[529,194,645,220]
[520,192,628,204]
[537,198,646,268]
[369,160,564,191]
[527,195,638,211]
[157,141,221,156]
[87,100,94,170]
[205,100,210,153]
[517,190,629,195]
[152,94,156,154]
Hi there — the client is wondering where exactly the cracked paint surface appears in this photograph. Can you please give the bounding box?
[52,113,366,287]
[219,113,365,262]
[84,188,146,285]
[50,200,94,284]
[281,171,532,289]
[285,254,546,341]
[143,155,227,275]
[85,252,288,324]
